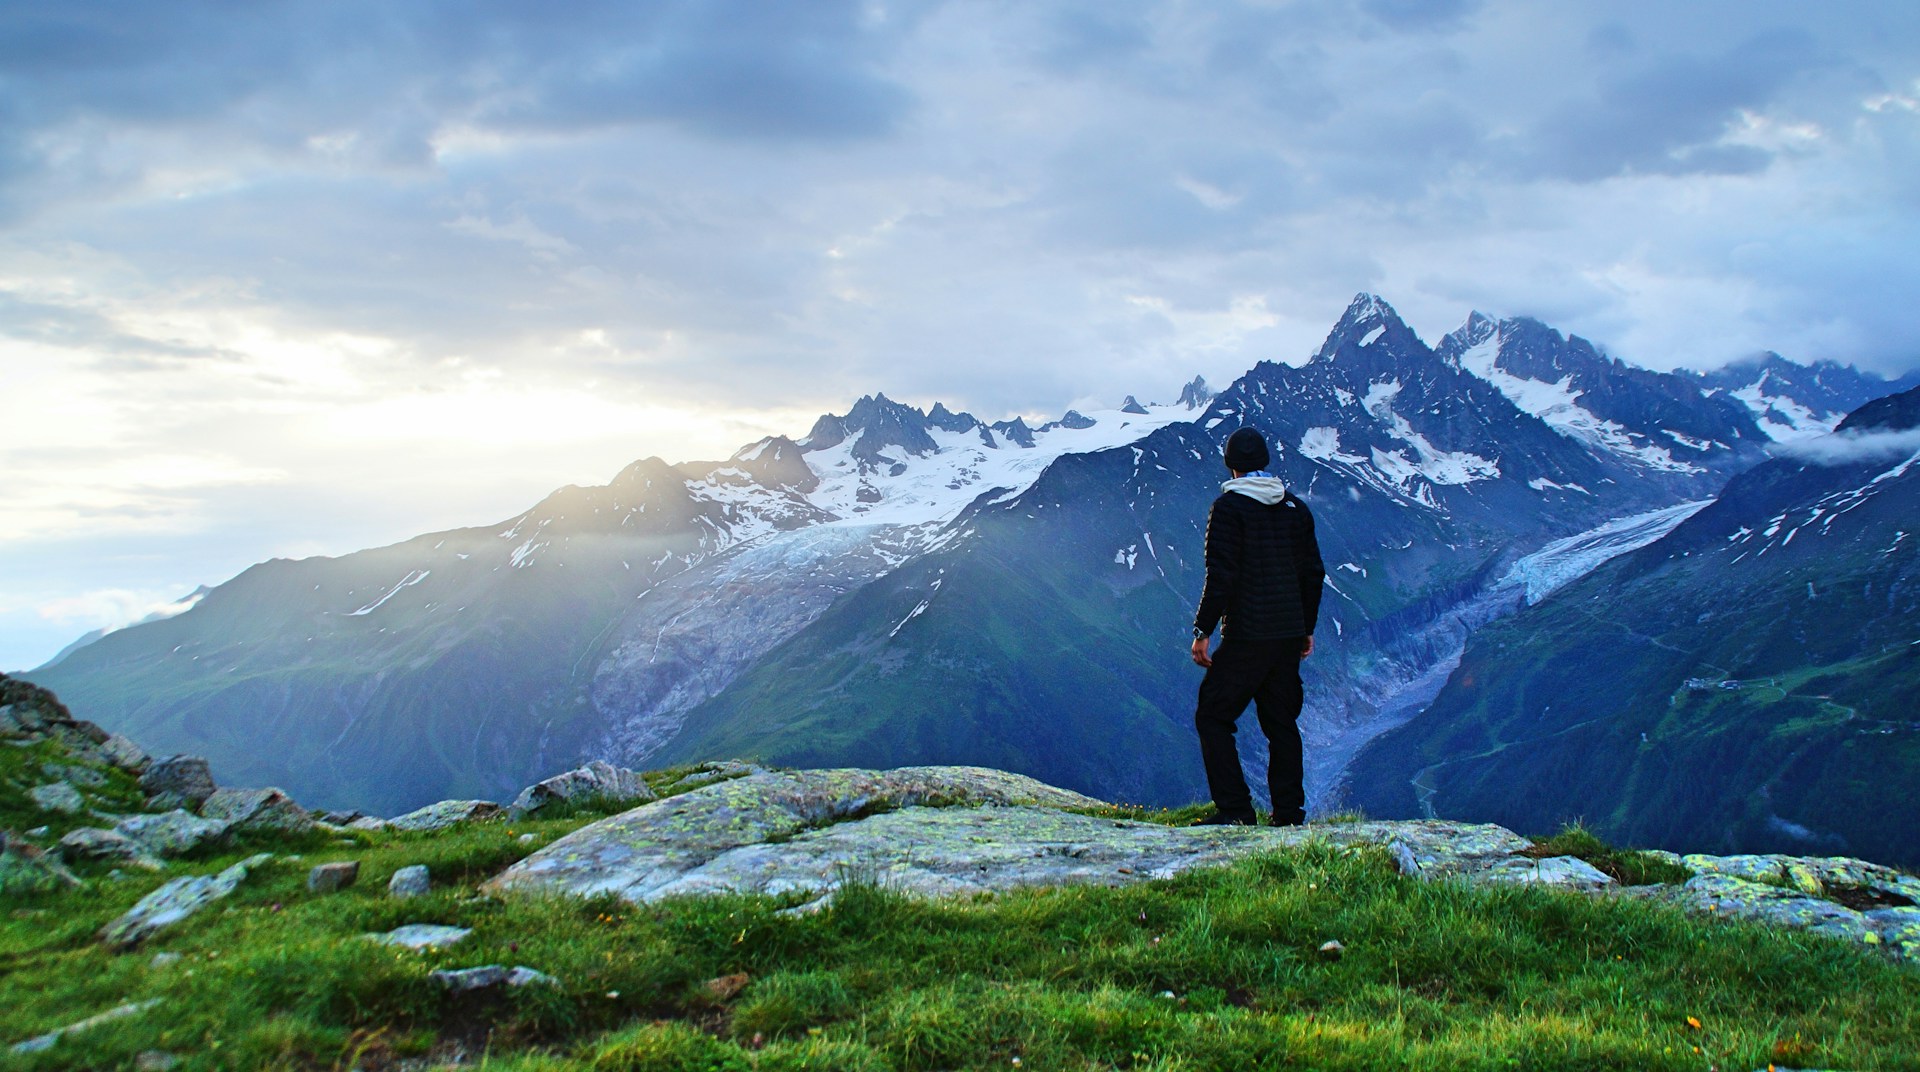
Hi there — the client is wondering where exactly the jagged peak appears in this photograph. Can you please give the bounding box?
[1177,376,1216,409]
[1314,293,1414,363]
[1121,395,1149,415]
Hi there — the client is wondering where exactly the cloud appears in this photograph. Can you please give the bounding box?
[1775,427,1920,467]
[37,588,201,635]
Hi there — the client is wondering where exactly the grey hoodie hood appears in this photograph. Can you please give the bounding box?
[1221,474,1288,505]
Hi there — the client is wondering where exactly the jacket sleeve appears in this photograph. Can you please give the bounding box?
[1296,497,1327,634]
[1193,497,1239,636]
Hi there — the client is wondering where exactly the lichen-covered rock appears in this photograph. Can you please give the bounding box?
[59,827,163,870]
[1683,852,1919,904]
[138,756,215,810]
[346,816,390,832]
[387,800,502,832]
[1480,854,1615,890]
[98,854,272,949]
[28,782,86,815]
[201,787,313,834]
[1680,873,1876,943]
[114,810,232,857]
[509,760,655,817]
[657,760,772,795]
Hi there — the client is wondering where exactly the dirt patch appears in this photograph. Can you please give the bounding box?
[1823,883,1914,911]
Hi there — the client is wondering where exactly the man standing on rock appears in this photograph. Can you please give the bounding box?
[1189,427,1326,827]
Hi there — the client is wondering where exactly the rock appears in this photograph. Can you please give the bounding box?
[138,756,215,810]
[431,965,510,991]
[98,854,271,949]
[49,721,111,761]
[0,703,20,736]
[429,964,559,991]
[517,832,539,845]
[0,833,82,894]
[1677,873,1875,942]
[347,816,390,832]
[1318,940,1345,959]
[1483,855,1616,890]
[201,787,314,834]
[507,966,560,988]
[705,972,751,1001]
[321,809,364,825]
[9,999,163,1055]
[59,827,164,870]
[509,760,656,818]
[307,861,360,893]
[114,810,232,857]
[658,760,771,795]
[42,762,107,787]
[388,864,430,899]
[24,826,49,838]
[28,782,86,814]
[101,734,150,773]
[366,924,471,950]
[388,799,502,833]
[135,1051,180,1071]
[149,952,183,969]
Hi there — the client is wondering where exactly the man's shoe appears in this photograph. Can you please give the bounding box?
[1268,813,1305,828]
[1194,811,1257,827]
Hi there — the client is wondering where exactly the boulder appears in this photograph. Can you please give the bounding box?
[1482,854,1616,890]
[28,782,86,815]
[139,756,215,810]
[98,854,271,949]
[201,787,313,834]
[58,828,163,870]
[100,734,150,774]
[320,809,364,826]
[9,999,163,1055]
[430,964,559,991]
[114,811,232,858]
[307,861,360,893]
[346,817,390,832]
[388,800,502,833]
[388,864,430,899]
[509,760,656,818]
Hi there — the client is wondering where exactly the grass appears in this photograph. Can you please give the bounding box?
[1525,823,1695,887]
[4,813,1919,1071]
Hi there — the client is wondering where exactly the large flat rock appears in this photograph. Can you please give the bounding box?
[484,765,1549,904]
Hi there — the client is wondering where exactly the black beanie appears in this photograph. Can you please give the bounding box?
[1224,427,1269,473]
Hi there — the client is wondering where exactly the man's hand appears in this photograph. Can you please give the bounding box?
[1190,636,1212,668]
[1300,635,1315,659]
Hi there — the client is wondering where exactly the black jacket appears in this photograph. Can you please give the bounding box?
[1193,485,1326,640]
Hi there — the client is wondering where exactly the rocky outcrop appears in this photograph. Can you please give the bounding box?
[508,760,655,818]
[486,765,1920,964]
[137,756,216,811]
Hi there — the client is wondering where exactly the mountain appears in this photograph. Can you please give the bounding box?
[29,294,1908,819]
[1346,384,1920,866]
[1685,352,1920,442]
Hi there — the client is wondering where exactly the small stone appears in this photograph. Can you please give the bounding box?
[138,756,215,809]
[387,799,503,833]
[307,861,360,893]
[388,865,430,899]
[432,965,509,991]
[134,1051,180,1071]
[25,826,49,838]
[366,924,472,950]
[150,952,183,969]
[202,787,314,834]
[321,809,364,825]
[517,832,539,845]
[507,966,560,988]
[1319,939,1345,959]
[28,782,87,814]
[705,972,751,1001]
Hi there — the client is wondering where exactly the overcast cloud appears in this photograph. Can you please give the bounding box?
[3,0,1918,669]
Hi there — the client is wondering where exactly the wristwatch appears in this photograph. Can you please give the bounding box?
[1192,627,1210,639]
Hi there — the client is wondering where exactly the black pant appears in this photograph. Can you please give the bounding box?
[1195,636,1306,823]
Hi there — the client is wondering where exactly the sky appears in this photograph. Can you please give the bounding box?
[3,0,1919,671]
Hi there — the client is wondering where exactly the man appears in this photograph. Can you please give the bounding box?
[1189,426,1326,826]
